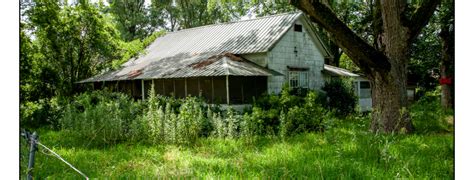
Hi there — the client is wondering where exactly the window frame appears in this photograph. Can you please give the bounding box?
[288,70,309,89]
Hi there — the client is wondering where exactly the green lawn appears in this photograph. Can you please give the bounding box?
[21,121,453,179]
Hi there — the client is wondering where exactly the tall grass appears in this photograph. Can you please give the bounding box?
[22,88,453,179]
[22,117,453,179]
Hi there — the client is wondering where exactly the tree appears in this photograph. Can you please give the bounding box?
[290,0,441,133]
[27,0,122,97]
[109,0,155,41]
[151,0,237,31]
[438,0,454,109]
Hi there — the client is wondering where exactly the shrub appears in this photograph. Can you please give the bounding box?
[322,79,357,117]
[20,97,65,129]
[176,97,206,144]
[209,107,242,139]
[410,90,453,134]
[280,91,329,136]
[60,90,145,144]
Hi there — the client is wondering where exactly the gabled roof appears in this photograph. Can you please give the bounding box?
[81,12,328,82]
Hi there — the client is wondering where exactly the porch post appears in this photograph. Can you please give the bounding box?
[241,79,244,103]
[152,79,155,93]
[211,77,214,103]
[198,77,201,97]
[141,79,145,101]
[226,75,230,105]
[184,78,188,97]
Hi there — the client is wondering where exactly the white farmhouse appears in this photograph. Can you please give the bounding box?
[80,12,369,109]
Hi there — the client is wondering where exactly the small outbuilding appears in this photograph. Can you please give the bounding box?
[322,64,373,112]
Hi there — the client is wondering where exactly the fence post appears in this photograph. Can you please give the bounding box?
[27,132,38,180]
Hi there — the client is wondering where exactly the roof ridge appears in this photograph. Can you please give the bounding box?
[166,11,302,35]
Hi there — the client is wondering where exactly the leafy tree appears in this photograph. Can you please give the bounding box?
[290,0,442,133]
[27,0,122,97]
[151,0,236,31]
[108,0,156,41]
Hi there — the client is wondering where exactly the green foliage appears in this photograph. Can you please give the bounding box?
[280,91,331,136]
[112,31,166,69]
[109,0,155,41]
[322,79,357,117]
[20,97,65,129]
[339,53,360,72]
[60,90,145,145]
[151,0,237,31]
[250,88,331,137]
[23,119,453,179]
[410,88,453,134]
[176,97,206,144]
[26,0,123,97]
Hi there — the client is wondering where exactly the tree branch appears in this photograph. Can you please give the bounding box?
[290,0,391,73]
[406,0,441,42]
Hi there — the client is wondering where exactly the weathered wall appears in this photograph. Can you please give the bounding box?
[264,18,326,94]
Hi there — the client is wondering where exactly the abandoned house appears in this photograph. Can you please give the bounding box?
[80,12,374,108]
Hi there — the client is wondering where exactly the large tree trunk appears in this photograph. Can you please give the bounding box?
[370,67,413,132]
[369,0,414,132]
[290,0,440,133]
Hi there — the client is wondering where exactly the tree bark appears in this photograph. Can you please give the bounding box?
[290,0,440,133]
[440,24,454,109]
[368,0,414,132]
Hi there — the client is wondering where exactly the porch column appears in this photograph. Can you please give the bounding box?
[198,77,201,97]
[152,79,155,93]
[226,75,230,105]
[184,78,188,97]
[211,77,214,103]
[141,79,145,101]
[173,79,176,97]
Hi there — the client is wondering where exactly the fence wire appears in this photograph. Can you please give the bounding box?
[20,130,89,180]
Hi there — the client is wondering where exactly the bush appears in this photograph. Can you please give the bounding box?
[60,90,145,144]
[280,91,330,137]
[249,88,331,137]
[410,90,453,134]
[322,79,357,117]
[20,97,65,129]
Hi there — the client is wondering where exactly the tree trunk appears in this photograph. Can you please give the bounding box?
[290,0,440,133]
[370,0,413,133]
[440,25,454,109]
[370,69,413,132]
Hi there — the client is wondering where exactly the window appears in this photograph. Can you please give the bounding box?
[359,81,371,98]
[288,71,309,89]
[294,24,302,32]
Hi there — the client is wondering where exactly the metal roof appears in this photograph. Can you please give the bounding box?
[79,53,282,83]
[323,64,360,77]
[80,12,302,82]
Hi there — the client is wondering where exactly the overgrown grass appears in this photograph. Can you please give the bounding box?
[20,88,453,178]
[20,117,453,179]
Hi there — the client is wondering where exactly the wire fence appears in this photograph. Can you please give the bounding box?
[20,130,89,179]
